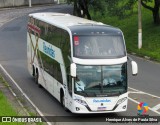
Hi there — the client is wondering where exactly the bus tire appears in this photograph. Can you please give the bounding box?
[60,91,68,111]
[35,70,42,88]
[34,69,42,88]
[35,73,38,84]
[32,65,35,77]
[38,82,42,88]
[35,69,38,84]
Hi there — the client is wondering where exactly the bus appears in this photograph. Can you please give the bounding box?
[27,12,138,113]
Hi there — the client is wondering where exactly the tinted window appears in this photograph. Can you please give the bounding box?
[35,20,63,83]
[30,18,71,84]
[74,63,127,97]
[73,35,126,59]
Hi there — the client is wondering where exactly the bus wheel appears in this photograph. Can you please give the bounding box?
[35,71,42,88]
[61,92,68,111]
[35,73,38,84]
[35,70,38,84]
[32,65,35,77]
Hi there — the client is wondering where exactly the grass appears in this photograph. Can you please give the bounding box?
[0,76,24,124]
[0,91,25,125]
[0,91,17,116]
[90,4,160,62]
[0,76,44,125]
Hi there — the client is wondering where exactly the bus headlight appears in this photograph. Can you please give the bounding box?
[74,99,88,106]
[117,97,127,105]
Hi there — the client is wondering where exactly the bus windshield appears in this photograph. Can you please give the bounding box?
[74,63,127,97]
[73,35,126,59]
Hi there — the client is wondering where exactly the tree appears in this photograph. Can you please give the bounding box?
[68,0,160,24]
[67,0,106,20]
[105,0,160,24]
[105,0,137,18]
[141,0,160,24]
[67,0,91,19]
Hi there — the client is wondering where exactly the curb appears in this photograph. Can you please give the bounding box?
[0,64,50,125]
[129,52,160,64]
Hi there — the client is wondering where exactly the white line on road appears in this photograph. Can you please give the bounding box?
[128,97,160,115]
[128,87,160,115]
[0,64,52,125]
[152,104,160,111]
[129,87,160,99]
[128,91,145,94]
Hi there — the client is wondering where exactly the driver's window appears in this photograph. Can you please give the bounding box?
[67,75,72,96]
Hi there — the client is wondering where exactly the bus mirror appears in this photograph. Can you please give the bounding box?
[131,61,138,76]
[70,63,76,77]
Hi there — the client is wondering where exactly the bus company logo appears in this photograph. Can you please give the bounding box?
[93,99,111,103]
[137,102,149,116]
[43,42,55,58]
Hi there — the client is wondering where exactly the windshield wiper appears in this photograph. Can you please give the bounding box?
[99,83,103,93]
[96,91,121,97]
[76,82,89,97]
[107,91,122,96]
[78,87,89,97]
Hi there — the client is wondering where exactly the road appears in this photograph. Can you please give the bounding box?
[0,4,159,125]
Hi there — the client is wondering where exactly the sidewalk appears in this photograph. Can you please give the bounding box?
[0,4,57,27]
[0,73,43,124]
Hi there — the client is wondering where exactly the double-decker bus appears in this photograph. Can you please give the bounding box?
[27,12,138,113]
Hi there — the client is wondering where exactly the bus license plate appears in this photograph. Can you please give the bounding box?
[97,107,106,111]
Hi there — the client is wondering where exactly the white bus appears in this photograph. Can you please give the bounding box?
[27,12,138,113]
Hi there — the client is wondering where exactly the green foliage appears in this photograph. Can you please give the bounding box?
[68,0,159,24]
[0,88,24,124]
[68,0,138,18]
[89,0,106,16]
[105,0,137,18]
[0,91,16,116]
[91,4,160,62]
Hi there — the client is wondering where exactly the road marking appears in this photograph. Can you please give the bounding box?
[128,91,145,94]
[128,87,160,115]
[152,104,160,111]
[128,97,160,115]
[0,64,52,125]
[129,87,160,99]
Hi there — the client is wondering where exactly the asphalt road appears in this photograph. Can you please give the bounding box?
[0,4,159,125]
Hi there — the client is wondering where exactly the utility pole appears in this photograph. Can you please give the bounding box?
[57,0,60,4]
[138,0,142,49]
[55,0,60,4]
[29,0,32,7]
[13,0,15,7]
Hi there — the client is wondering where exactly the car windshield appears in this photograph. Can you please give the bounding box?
[73,35,126,59]
[74,63,127,97]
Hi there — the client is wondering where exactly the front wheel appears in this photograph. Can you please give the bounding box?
[35,71,42,88]
[35,72,38,84]
[61,93,69,111]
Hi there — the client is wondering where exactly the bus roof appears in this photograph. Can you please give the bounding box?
[29,12,122,35]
